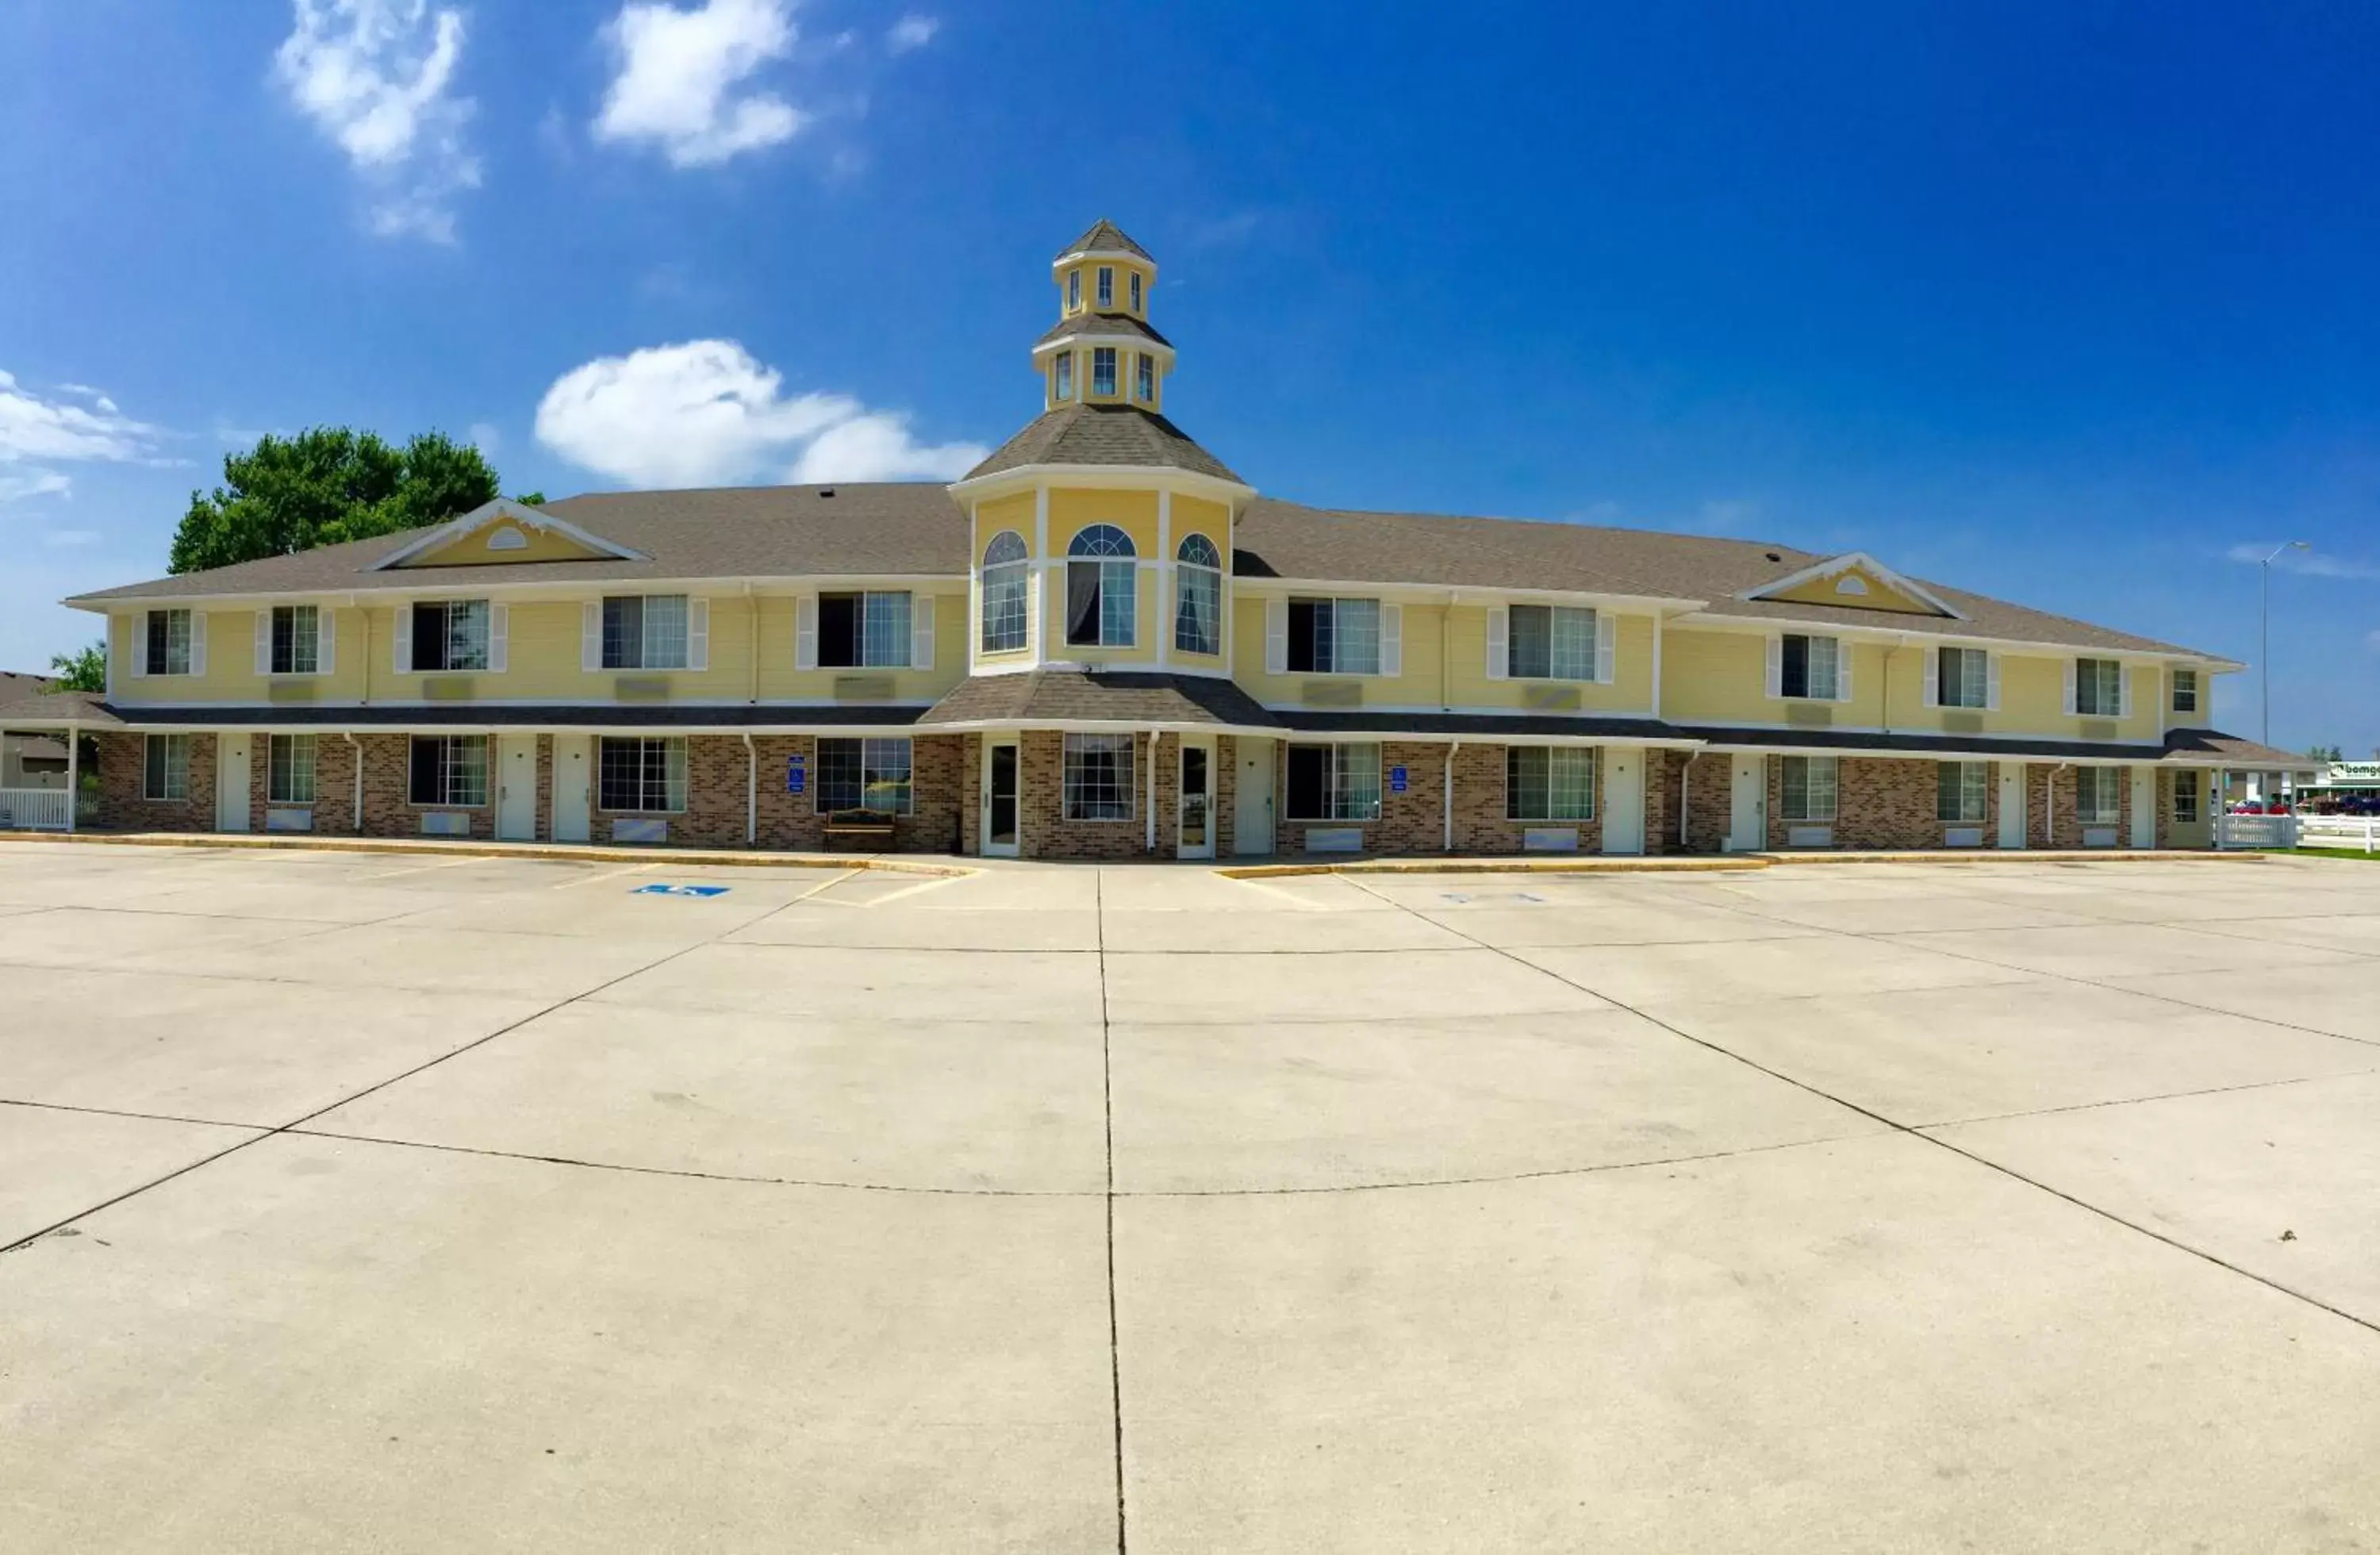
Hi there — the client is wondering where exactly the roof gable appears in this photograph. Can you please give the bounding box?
[370,501,646,570]
[1742,552,1962,619]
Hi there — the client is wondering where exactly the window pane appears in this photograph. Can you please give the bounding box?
[1507,605,1551,678]
[1507,747,1548,820]
[1808,636,1838,698]
[816,739,863,812]
[604,597,642,669]
[1092,347,1117,395]
[1054,353,1073,399]
[1549,609,1595,681]
[447,736,488,805]
[1097,267,1112,305]
[1174,562,1219,655]
[1334,743,1383,820]
[1064,734,1134,820]
[1100,560,1135,645]
[862,737,911,814]
[1332,599,1380,675]
[1286,745,1326,820]
[862,591,911,667]
[1546,747,1595,820]
[270,734,317,804]
[1783,756,1837,820]
[1136,353,1154,400]
[1781,635,1809,698]
[982,562,1028,652]
[1938,761,1986,822]
[819,593,860,666]
[643,595,688,670]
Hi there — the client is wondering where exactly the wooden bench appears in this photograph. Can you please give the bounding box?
[821,808,898,848]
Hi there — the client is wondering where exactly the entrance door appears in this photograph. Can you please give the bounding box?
[983,739,1019,857]
[497,736,538,841]
[1726,754,1764,851]
[551,735,591,843]
[2130,766,2155,849]
[1601,747,1645,854]
[1177,739,1215,859]
[217,733,251,832]
[1998,762,2028,850]
[1234,736,1275,855]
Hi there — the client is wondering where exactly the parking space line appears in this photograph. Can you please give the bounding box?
[855,873,965,907]
[550,862,664,889]
[361,856,489,881]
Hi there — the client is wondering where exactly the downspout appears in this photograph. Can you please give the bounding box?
[344,733,363,835]
[1442,740,1460,852]
[1145,728,1159,854]
[741,732,756,846]
[2044,762,2067,850]
[1679,750,1701,850]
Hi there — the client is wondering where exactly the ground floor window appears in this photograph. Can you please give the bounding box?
[1062,733,1134,820]
[2078,765,2122,824]
[143,733,190,801]
[1285,742,1383,822]
[1937,760,1987,823]
[2172,773,2200,824]
[597,736,687,812]
[1781,755,1837,822]
[816,737,913,814]
[409,735,489,807]
[1507,746,1595,820]
[268,734,317,804]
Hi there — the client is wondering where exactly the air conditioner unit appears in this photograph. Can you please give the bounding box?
[420,812,470,837]
[613,817,668,844]
[1943,826,1984,848]
[1787,825,1833,848]
[1303,827,1362,854]
[1522,827,1579,852]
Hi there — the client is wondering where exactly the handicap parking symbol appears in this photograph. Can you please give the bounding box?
[634,883,731,898]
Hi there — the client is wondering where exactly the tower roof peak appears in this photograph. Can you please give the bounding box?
[1055,218,1152,264]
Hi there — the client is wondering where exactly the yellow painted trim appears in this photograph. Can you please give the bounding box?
[0,829,973,874]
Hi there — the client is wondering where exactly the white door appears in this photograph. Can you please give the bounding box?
[2130,766,2155,849]
[981,737,1019,858]
[216,733,251,832]
[1998,762,2028,850]
[551,735,591,843]
[1234,736,1275,855]
[1601,747,1645,854]
[1177,738,1216,860]
[497,736,538,841]
[1726,754,1764,851]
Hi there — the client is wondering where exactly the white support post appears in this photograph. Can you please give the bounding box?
[64,725,78,833]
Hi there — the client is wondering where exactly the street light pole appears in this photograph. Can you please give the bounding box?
[2260,539,2309,749]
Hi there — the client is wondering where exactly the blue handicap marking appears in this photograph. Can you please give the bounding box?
[785,754,807,794]
[1439,892,1472,904]
[634,884,731,898]
[1389,765,1408,793]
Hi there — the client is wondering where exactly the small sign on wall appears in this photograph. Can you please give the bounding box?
[1388,765,1408,793]
[785,754,807,794]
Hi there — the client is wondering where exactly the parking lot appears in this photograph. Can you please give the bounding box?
[3,840,2378,1552]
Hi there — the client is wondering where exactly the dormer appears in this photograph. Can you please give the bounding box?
[369,499,647,570]
[1038,219,1173,414]
[1742,551,1964,618]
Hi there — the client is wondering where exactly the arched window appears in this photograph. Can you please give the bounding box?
[980,531,1028,653]
[1174,532,1221,655]
[1066,524,1137,647]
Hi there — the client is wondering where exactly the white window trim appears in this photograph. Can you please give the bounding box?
[1504,745,1598,822]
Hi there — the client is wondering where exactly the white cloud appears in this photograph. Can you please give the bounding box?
[594,0,806,167]
[886,14,938,53]
[0,471,75,504]
[0,371,163,505]
[44,529,101,548]
[274,0,482,243]
[467,421,500,456]
[534,339,984,488]
[2225,541,2380,581]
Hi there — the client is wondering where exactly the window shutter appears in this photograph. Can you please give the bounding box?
[189,612,207,678]
[1379,603,1403,678]
[2063,660,2078,716]
[1264,598,1288,674]
[1835,640,1852,704]
[2118,665,2133,719]
[1485,606,1509,682]
[795,593,818,670]
[317,607,336,674]
[689,597,711,671]
[1764,635,1782,699]
[128,617,144,679]
[910,593,935,670]
[393,607,413,675]
[582,601,602,671]
[255,609,272,676]
[489,603,509,673]
[1921,649,1939,708]
[1985,652,2000,712]
[1594,611,1615,684]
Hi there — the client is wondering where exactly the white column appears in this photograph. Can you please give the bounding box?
[64,725,79,833]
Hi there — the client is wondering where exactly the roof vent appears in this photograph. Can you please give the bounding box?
[818,488,836,498]
[1764,551,1781,562]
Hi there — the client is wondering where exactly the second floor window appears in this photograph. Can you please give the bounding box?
[2171,667,2199,714]
[144,609,193,675]
[1066,525,1137,647]
[1937,761,1987,823]
[1507,605,1596,680]
[820,591,913,668]
[1067,269,1081,311]
[270,605,320,675]
[1051,351,1074,401]
[1129,271,1142,311]
[1933,645,1988,708]
[411,601,489,672]
[1288,597,1381,675]
[1096,266,1114,306]
[1174,534,1222,655]
[602,594,689,670]
[981,532,1030,652]
[1092,347,1118,396]
[1779,633,1841,700]
[1135,353,1154,401]
[2074,657,2123,717]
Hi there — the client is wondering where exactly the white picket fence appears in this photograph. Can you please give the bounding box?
[0,787,71,831]
[2293,815,2380,854]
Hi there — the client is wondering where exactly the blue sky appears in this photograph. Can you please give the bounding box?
[2,0,2375,751]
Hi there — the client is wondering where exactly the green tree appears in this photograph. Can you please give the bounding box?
[47,641,106,692]
[168,428,503,574]
[2308,743,2345,764]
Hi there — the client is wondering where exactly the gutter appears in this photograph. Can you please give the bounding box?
[2043,762,2068,849]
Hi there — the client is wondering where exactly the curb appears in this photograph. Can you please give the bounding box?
[0,829,973,877]
[1220,848,2268,880]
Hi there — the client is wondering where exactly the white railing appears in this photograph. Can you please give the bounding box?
[0,787,70,831]
[2295,815,2380,854]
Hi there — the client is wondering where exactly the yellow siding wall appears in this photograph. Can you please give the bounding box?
[111,605,371,706]
[403,524,609,566]
[1657,628,1772,724]
[1761,567,1939,615]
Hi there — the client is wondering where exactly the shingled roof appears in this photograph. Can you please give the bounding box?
[963,405,1242,483]
[1035,310,1173,349]
[1056,219,1152,262]
[920,670,1274,728]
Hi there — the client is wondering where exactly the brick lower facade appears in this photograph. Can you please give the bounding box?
[71,728,2208,861]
